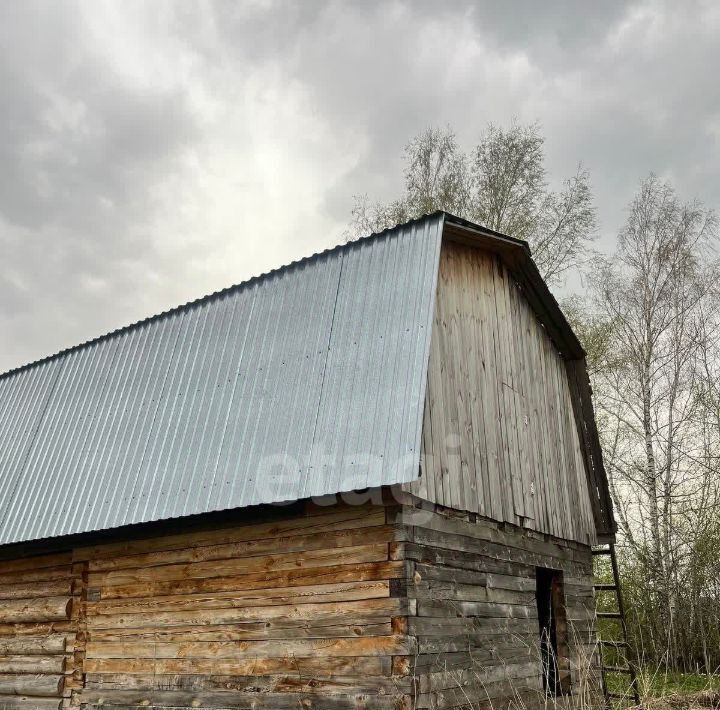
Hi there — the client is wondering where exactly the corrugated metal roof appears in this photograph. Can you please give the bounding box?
[0,213,444,545]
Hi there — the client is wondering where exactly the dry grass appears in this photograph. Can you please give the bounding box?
[643,691,720,710]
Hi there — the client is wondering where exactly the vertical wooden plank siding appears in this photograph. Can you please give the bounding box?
[412,241,597,544]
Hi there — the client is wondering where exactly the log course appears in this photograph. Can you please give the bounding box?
[0,552,74,710]
[395,500,603,709]
[0,494,602,709]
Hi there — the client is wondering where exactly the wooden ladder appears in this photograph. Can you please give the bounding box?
[592,544,641,707]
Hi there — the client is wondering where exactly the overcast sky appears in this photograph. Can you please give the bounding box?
[1,0,719,373]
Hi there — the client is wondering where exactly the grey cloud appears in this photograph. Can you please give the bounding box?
[0,7,198,234]
[1,0,719,373]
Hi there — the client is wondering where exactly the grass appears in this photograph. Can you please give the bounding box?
[640,671,720,697]
[604,669,720,710]
[605,669,719,698]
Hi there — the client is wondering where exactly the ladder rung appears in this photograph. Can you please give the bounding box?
[603,666,633,673]
[600,640,628,647]
[594,584,618,591]
[592,548,613,555]
[597,612,623,619]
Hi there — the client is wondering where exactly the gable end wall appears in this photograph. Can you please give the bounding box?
[409,239,598,545]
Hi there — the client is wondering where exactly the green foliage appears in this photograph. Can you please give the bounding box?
[560,295,616,376]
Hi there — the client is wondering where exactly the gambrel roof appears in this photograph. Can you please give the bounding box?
[0,213,614,546]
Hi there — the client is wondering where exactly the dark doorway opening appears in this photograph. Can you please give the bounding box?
[536,567,571,696]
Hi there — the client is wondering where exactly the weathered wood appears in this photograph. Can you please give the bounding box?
[83,672,410,695]
[73,504,384,562]
[86,597,413,631]
[0,622,74,638]
[0,674,64,696]
[0,566,71,587]
[408,616,535,637]
[0,695,61,710]
[0,597,72,623]
[86,521,396,573]
[86,635,415,660]
[0,580,71,601]
[80,690,405,710]
[0,492,601,709]
[399,501,601,708]
[410,240,598,544]
[88,543,389,588]
[84,655,391,677]
[87,580,390,616]
[0,655,65,674]
[0,636,66,655]
[89,560,404,602]
[88,619,395,642]
[0,553,72,575]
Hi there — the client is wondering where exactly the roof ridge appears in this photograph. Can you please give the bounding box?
[0,211,446,384]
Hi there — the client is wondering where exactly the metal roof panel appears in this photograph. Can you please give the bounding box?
[0,214,444,545]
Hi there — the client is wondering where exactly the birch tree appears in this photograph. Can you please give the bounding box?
[349,123,596,285]
[589,174,720,670]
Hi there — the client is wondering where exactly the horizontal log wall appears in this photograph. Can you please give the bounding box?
[73,501,412,709]
[0,495,606,709]
[0,551,76,710]
[395,501,603,710]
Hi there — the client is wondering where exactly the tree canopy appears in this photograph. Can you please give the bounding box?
[348,123,596,285]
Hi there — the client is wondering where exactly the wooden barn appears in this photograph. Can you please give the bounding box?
[0,212,616,710]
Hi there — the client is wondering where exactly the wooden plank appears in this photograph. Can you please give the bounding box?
[89,560,404,602]
[535,318,563,537]
[0,566,71,587]
[79,689,405,709]
[0,695,61,710]
[403,542,534,578]
[88,543,389,588]
[86,597,414,631]
[86,635,415,660]
[479,252,511,523]
[0,674,64,696]
[84,672,407,695]
[83,655,391,677]
[73,504,385,562]
[417,599,536,620]
[0,622,75,638]
[0,579,73,601]
[0,553,72,575]
[408,615,535,637]
[88,620,394,643]
[85,516,391,573]
[0,597,71,623]
[440,244,477,512]
[491,256,526,521]
[0,636,66,655]
[462,247,492,518]
[424,277,454,509]
[87,580,390,616]
[509,281,540,523]
[0,655,65,674]
[525,305,552,533]
[408,580,489,603]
